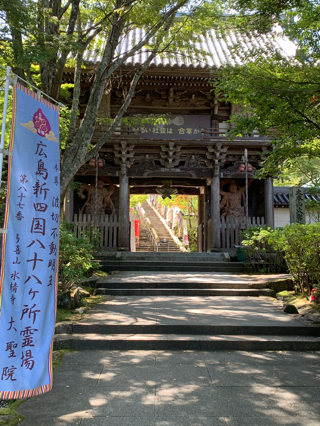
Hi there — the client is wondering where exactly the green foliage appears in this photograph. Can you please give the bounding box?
[130,194,149,208]
[214,0,320,179]
[187,228,198,252]
[215,56,320,179]
[271,224,320,295]
[58,222,99,291]
[274,156,320,187]
[241,224,320,294]
[241,225,285,273]
[158,195,198,218]
[0,399,25,426]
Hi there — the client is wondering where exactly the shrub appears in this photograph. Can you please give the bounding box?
[271,223,320,295]
[240,226,285,273]
[241,223,320,295]
[59,222,99,291]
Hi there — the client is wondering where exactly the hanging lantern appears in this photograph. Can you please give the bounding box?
[88,158,104,168]
[247,163,253,172]
[238,164,246,172]
[156,180,178,200]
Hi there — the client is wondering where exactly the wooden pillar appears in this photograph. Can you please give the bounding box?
[264,176,274,229]
[211,165,220,250]
[198,190,205,252]
[118,165,130,250]
[62,179,74,222]
[198,190,205,226]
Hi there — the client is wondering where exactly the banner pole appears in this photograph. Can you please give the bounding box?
[0,66,12,189]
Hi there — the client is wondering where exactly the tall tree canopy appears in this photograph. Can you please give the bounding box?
[215,0,320,179]
[0,0,223,195]
[1,0,317,194]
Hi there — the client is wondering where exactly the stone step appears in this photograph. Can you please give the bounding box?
[95,288,273,296]
[54,333,320,351]
[95,252,225,260]
[98,261,244,272]
[99,264,245,273]
[72,324,320,336]
[96,281,266,289]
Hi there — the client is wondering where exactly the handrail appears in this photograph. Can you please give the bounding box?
[136,204,160,252]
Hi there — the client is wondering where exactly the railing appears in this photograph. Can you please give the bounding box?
[220,216,265,249]
[73,214,118,248]
[135,205,160,252]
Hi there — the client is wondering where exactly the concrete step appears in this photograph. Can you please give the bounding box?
[54,333,320,351]
[95,288,273,296]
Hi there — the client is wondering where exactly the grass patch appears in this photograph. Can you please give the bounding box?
[56,295,105,324]
[55,308,80,323]
[277,290,320,316]
[0,400,25,426]
[82,295,105,309]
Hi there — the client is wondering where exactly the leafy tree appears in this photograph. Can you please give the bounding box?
[158,194,198,227]
[0,0,225,197]
[215,56,320,178]
[274,156,320,187]
[214,0,320,178]
[130,194,148,208]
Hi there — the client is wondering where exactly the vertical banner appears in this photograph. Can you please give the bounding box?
[134,220,141,247]
[0,84,60,399]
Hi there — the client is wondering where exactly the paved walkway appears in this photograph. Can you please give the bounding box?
[13,272,320,425]
[17,350,320,426]
[82,296,306,327]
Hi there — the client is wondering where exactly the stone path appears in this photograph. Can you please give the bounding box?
[80,296,304,326]
[17,350,320,426]
[14,271,320,424]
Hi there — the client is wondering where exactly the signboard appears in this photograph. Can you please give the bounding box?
[289,187,305,224]
[0,84,60,399]
[140,115,211,140]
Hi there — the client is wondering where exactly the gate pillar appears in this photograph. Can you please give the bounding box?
[210,165,221,250]
[118,165,130,250]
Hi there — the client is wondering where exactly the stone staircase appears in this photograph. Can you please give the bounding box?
[138,201,181,252]
[55,272,320,352]
[95,252,246,273]
[136,227,155,252]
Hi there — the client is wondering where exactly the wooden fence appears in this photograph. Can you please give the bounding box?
[220,216,265,249]
[73,214,118,248]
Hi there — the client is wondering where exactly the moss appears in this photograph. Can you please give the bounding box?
[55,308,80,323]
[52,349,75,373]
[81,295,105,310]
[0,400,25,426]
[92,270,108,277]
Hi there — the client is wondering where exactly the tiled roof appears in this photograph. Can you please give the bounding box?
[274,191,320,207]
[84,28,296,69]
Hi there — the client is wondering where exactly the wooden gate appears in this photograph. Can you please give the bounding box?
[73,214,118,248]
[220,216,265,249]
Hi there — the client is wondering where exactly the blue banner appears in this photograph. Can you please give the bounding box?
[0,84,60,399]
